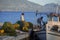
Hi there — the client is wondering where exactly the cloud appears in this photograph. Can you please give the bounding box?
[28,0,59,5]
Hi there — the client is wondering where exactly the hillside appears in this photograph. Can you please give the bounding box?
[0,0,60,13]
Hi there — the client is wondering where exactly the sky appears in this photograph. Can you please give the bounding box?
[28,0,59,5]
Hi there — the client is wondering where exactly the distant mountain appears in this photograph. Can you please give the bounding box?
[43,3,60,13]
[0,0,42,12]
[0,0,60,13]
[45,3,58,7]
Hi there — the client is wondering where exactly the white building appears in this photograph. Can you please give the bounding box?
[20,13,25,21]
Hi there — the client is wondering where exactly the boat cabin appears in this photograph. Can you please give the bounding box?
[46,13,60,31]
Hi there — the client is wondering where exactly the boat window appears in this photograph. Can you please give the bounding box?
[53,17,58,22]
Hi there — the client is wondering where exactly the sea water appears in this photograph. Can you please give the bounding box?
[0,11,48,24]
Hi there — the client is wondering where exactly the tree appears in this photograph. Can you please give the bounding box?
[2,22,15,33]
[28,22,33,29]
[16,21,32,32]
[13,23,20,30]
[22,22,29,32]
[2,22,17,36]
[16,21,24,30]
[0,30,4,33]
[24,22,29,27]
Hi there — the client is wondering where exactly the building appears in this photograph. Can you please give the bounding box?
[20,13,25,21]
